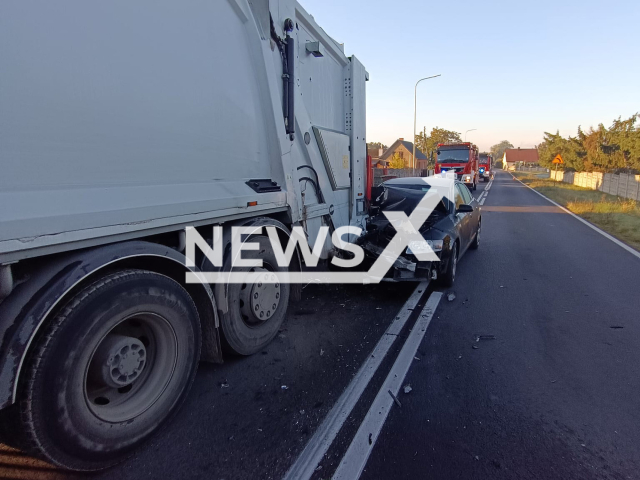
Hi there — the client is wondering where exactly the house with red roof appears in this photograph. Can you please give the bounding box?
[502,148,539,171]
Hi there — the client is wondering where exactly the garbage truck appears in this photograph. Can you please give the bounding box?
[0,0,435,471]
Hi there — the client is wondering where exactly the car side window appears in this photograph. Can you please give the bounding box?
[454,184,465,210]
[460,184,474,204]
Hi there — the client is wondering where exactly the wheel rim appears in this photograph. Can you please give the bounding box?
[238,267,282,327]
[84,313,178,423]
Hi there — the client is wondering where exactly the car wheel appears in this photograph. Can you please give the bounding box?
[15,270,201,471]
[470,221,480,249]
[220,235,290,355]
[440,242,458,288]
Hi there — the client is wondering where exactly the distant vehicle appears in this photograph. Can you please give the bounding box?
[479,153,493,181]
[371,176,481,287]
[434,143,480,191]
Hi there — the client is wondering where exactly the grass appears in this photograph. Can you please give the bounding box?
[512,172,640,251]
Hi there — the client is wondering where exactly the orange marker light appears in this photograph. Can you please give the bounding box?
[247,201,258,207]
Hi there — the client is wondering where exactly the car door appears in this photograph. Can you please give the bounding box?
[454,183,471,250]
[459,182,480,242]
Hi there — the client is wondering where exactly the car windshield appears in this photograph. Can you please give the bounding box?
[479,154,490,165]
[380,181,453,215]
[437,149,469,163]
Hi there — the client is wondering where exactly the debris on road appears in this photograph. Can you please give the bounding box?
[472,345,479,349]
[219,381,229,388]
[447,292,456,302]
[281,385,289,390]
[475,335,496,342]
[403,384,412,394]
[320,348,324,356]
[610,325,624,329]
[414,356,420,361]
[389,389,402,407]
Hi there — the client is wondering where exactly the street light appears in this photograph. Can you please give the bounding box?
[464,129,477,141]
[413,74,441,171]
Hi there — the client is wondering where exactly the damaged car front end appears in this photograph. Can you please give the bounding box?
[358,177,456,282]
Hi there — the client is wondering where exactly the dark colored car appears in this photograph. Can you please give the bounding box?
[370,176,481,286]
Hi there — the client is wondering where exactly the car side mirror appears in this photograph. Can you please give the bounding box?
[456,204,474,213]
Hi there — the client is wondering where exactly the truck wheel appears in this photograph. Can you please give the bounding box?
[440,242,458,288]
[16,270,201,471]
[220,235,290,355]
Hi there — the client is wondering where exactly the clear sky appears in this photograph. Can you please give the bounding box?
[298,0,640,152]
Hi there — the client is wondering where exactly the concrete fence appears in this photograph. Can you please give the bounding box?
[373,168,434,186]
[550,170,640,201]
[516,166,548,173]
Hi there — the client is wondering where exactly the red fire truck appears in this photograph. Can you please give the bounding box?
[434,143,479,191]
[479,153,493,182]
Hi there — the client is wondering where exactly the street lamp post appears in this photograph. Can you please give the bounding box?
[413,74,441,171]
[464,129,477,141]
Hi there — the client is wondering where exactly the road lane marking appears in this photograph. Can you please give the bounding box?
[282,282,430,480]
[512,175,640,261]
[479,197,486,205]
[484,179,493,191]
[332,292,443,480]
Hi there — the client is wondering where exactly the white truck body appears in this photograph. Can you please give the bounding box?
[0,0,367,264]
[0,1,376,469]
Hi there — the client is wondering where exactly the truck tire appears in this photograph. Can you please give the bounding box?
[220,235,290,355]
[440,242,458,288]
[15,269,201,471]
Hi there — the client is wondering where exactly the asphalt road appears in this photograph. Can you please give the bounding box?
[359,170,640,480]
[2,170,639,480]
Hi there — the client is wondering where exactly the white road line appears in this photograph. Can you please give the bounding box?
[512,175,640,261]
[332,292,443,480]
[282,282,430,480]
[484,179,493,191]
[479,197,486,205]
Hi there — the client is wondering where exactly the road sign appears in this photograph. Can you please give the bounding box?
[552,154,564,164]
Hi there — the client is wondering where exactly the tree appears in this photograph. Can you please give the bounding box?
[414,127,463,167]
[368,141,388,150]
[389,153,406,169]
[536,114,640,173]
[489,141,514,162]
